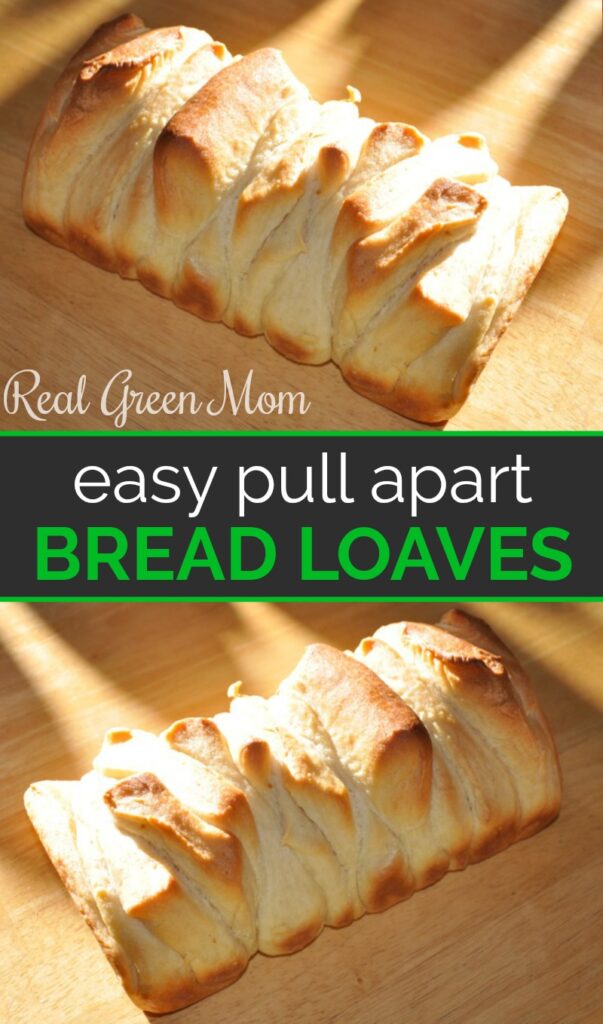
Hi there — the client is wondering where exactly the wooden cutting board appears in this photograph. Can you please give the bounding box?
[1,601,602,1024]
[0,0,601,430]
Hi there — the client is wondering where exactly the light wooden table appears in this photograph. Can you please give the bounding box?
[0,0,601,430]
[1,600,602,1023]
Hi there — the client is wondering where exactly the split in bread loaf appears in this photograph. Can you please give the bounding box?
[25,610,561,1013]
[22,15,568,422]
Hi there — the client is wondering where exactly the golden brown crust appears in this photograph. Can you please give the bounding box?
[364,121,427,160]
[238,738,272,786]
[164,716,227,758]
[273,919,324,955]
[266,327,330,364]
[23,610,561,1011]
[365,855,414,913]
[24,782,126,976]
[172,263,222,320]
[358,613,561,882]
[287,644,433,828]
[279,738,353,817]
[101,727,260,847]
[56,26,194,137]
[440,608,563,831]
[335,373,451,426]
[105,772,245,885]
[231,312,262,337]
[346,179,485,296]
[399,621,506,675]
[78,27,188,82]
[317,144,351,191]
[24,780,221,1015]
[134,963,248,1015]
[343,188,568,422]
[154,48,303,231]
[333,125,425,243]
[26,613,561,1014]
[22,13,145,233]
[22,17,566,421]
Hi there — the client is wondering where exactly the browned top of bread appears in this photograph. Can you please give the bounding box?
[22,15,567,421]
[25,610,561,1013]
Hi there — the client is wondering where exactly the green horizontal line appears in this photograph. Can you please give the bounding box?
[1,595,599,604]
[0,431,601,439]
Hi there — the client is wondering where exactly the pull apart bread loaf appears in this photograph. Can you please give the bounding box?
[22,15,567,422]
[25,610,561,1013]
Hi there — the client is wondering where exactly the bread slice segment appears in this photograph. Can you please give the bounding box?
[23,17,567,421]
[24,614,561,1014]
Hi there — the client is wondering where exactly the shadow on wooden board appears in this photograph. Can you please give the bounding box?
[0,0,571,123]
[511,35,603,259]
[330,0,568,120]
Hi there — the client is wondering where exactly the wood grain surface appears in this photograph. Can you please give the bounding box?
[1,600,602,1024]
[0,0,601,431]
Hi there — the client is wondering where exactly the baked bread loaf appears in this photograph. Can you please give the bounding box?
[22,14,567,422]
[25,610,561,1013]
